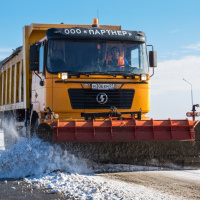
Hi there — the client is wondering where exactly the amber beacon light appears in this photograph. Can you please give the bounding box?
[92,18,99,27]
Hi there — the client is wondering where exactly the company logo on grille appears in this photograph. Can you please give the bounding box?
[68,89,134,109]
[96,93,108,104]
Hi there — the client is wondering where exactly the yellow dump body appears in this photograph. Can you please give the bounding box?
[0,47,25,110]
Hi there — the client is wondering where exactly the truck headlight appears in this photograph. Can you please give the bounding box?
[140,74,149,81]
[58,72,68,80]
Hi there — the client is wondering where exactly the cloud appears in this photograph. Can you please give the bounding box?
[0,48,13,53]
[0,54,10,61]
[159,42,200,61]
[0,48,14,61]
[159,50,181,58]
[149,56,200,119]
[151,56,200,94]
[182,42,200,51]
[170,29,179,34]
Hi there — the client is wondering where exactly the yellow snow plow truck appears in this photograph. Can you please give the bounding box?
[0,19,200,166]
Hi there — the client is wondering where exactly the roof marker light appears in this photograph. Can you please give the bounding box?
[92,18,99,27]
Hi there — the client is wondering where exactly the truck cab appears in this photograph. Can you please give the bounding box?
[30,21,156,125]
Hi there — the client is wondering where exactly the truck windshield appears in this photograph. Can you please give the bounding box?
[47,39,148,75]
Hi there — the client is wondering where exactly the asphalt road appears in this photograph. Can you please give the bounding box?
[0,179,69,200]
[99,170,200,200]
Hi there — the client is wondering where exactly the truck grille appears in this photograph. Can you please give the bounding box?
[68,89,134,109]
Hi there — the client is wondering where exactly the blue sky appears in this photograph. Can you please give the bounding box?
[0,0,200,119]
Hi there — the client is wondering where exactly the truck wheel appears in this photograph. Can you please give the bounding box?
[31,118,53,142]
[37,123,53,142]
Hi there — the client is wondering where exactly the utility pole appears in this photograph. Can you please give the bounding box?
[183,78,199,121]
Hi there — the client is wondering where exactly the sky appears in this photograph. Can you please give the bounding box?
[0,0,200,119]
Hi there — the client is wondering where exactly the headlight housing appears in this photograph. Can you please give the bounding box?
[140,74,149,81]
[58,72,68,80]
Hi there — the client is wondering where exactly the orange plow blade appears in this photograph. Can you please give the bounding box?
[53,118,196,143]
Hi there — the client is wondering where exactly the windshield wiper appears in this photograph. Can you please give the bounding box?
[89,72,117,77]
[69,71,117,77]
[67,71,90,77]
[105,71,138,78]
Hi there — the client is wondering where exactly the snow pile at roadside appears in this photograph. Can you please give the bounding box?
[24,171,185,200]
[0,137,138,199]
[24,172,137,199]
[0,138,91,178]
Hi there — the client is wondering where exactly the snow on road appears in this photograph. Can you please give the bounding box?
[0,129,200,199]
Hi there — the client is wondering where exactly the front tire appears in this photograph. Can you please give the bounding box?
[31,117,53,142]
[37,122,53,142]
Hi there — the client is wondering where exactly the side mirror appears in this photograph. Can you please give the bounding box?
[39,80,44,86]
[149,51,157,67]
[29,43,40,71]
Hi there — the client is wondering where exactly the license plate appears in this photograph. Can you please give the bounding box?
[92,84,115,90]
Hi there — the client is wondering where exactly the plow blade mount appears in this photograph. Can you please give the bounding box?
[53,118,196,143]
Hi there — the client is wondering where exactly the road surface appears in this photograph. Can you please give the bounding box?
[99,170,200,200]
[0,169,200,199]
